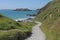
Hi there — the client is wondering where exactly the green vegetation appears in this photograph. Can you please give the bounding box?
[19,22,36,31]
[0,14,21,30]
[35,0,60,40]
[0,14,36,40]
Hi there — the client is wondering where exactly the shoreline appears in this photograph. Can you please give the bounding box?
[15,17,35,21]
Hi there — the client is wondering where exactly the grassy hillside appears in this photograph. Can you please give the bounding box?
[0,14,35,40]
[35,0,60,40]
[0,14,22,30]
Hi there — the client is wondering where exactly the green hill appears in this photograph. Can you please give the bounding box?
[0,14,35,40]
[35,0,60,40]
[0,14,22,30]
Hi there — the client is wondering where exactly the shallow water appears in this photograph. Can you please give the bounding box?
[0,10,37,20]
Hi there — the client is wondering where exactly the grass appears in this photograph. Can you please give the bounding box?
[0,14,21,30]
[35,0,60,40]
[41,17,60,40]
[0,14,36,40]
[19,22,36,31]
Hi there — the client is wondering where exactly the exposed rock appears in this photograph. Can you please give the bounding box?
[26,14,36,16]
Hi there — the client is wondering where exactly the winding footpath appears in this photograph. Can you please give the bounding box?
[25,22,46,40]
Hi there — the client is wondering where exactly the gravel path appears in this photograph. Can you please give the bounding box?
[25,22,46,40]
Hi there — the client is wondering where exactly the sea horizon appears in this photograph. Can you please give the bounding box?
[0,9,38,21]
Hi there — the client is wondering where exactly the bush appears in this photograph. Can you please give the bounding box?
[0,15,3,17]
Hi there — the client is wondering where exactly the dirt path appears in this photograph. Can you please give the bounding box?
[25,22,46,40]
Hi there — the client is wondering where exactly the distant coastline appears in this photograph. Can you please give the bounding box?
[26,14,36,16]
[13,8,32,11]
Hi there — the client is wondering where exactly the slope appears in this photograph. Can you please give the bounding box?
[0,14,35,40]
[35,0,60,40]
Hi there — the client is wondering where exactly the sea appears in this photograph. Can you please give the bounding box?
[0,10,38,20]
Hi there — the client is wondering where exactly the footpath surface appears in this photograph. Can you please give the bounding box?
[25,22,46,40]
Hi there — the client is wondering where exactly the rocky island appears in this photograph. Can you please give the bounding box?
[13,8,32,11]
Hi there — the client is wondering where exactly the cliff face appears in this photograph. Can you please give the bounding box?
[35,0,60,40]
